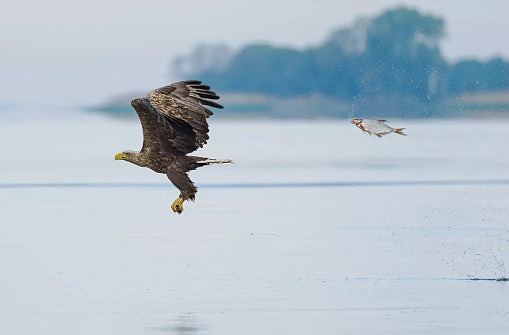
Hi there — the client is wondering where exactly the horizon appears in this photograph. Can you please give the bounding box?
[1,0,508,106]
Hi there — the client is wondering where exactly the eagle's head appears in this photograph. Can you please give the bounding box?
[131,97,149,109]
[114,150,148,167]
[114,150,137,162]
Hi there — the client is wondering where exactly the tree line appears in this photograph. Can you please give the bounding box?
[172,7,509,106]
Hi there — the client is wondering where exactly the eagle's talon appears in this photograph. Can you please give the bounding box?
[171,197,185,214]
[115,81,231,213]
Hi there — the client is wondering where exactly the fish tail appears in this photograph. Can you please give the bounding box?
[395,128,407,136]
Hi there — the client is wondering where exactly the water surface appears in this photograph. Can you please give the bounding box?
[1,117,508,334]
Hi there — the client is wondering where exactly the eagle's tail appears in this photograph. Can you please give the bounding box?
[196,158,234,164]
[188,156,233,171]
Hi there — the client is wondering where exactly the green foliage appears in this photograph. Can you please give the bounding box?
[177,6,509,111]
[204,45,315,95]
[359,7,447,100]
[449,58,509,93]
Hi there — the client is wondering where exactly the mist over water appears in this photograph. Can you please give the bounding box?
[1,114,508,334]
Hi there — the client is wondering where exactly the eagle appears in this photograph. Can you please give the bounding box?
[114,80,232,214]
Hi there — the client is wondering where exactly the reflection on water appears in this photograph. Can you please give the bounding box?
[151,314,202,334]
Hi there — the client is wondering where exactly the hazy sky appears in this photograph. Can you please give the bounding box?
[1,0,507,106]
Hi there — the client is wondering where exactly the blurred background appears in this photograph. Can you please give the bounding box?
[1,0,509,118]
[1,1,509,334]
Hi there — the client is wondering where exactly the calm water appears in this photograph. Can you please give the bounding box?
[1,116,509,334]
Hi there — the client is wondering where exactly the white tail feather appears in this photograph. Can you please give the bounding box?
[197,159,234,164]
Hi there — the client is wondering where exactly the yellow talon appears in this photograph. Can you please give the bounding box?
[171,197,185,214]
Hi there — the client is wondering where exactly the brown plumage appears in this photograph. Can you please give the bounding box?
[115,80,232,214]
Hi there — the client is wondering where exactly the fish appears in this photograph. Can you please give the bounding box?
[350,118,406,138]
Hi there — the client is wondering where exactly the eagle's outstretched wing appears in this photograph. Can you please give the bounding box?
[147,80,222,154]
[131,80,223,157]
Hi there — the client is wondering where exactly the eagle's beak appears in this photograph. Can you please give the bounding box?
[114,152,125,160]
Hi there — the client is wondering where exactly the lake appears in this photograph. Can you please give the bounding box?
[1,115,508,334]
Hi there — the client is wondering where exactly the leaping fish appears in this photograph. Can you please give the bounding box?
[351,118,406,138]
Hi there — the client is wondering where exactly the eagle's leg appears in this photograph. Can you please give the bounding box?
[170,197,185,214]
[167,160,200,215]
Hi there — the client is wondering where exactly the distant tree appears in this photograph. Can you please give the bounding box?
[359,7,447,100]
[448,57,509,94]
[307,18,369,98]
[485,58,509,90]
[448,60,488,93]
[171,44,233,78]
[326,18,370,56]
[173,6,509,107]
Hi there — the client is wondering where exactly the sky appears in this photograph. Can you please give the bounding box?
[1,0,507,106]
